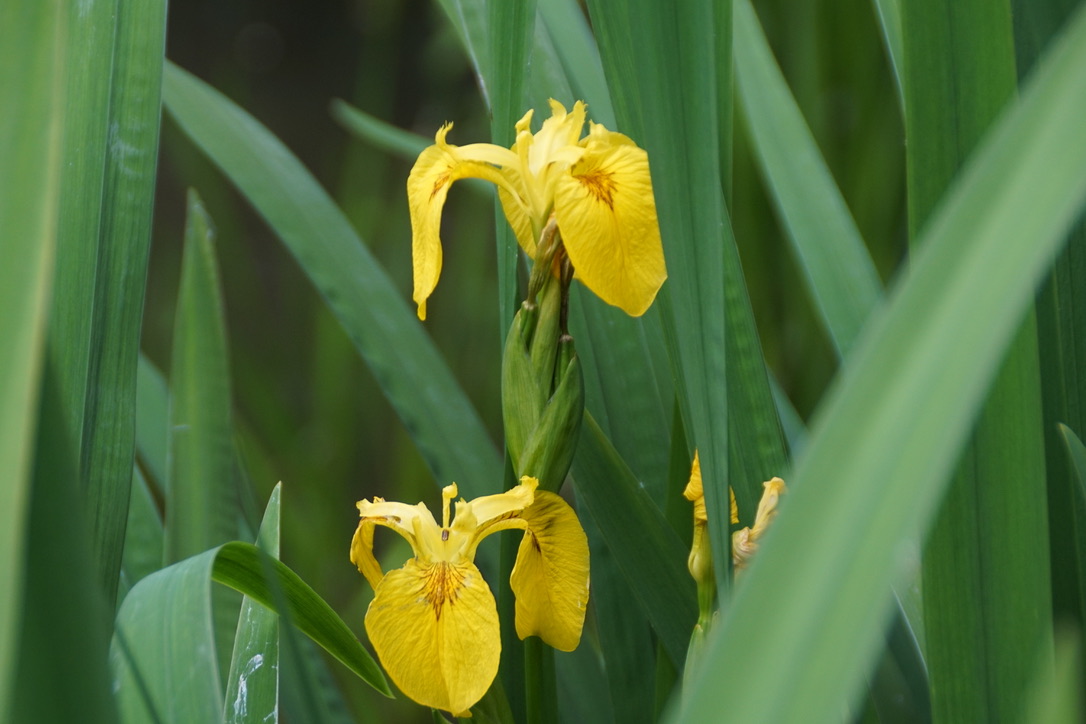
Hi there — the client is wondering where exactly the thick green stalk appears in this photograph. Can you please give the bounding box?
[902,2,1054,720]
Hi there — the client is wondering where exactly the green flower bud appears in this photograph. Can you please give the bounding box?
[502,278,585,492]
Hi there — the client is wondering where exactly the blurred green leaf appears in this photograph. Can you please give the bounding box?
[113,540,390,722]
[135,354,169,492]
[0,0,67,716]
[167,189,238,562]
[572,415,697,667]
[1017,0,1086,663]
[167,189,243,685]
[81,0,167,614]
[162,62,501,500]
[13,366,118,724]
[537,0,613,125]
[675,5,1086,719]
[223,485,281,724]
[1018,628,1083,724]
[119,465,165,599]
[329,100,428,160]
[903,2,1053,720]
[1060,425,1086,501]
[735,0,882,359]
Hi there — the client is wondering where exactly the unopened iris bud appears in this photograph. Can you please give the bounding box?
[502,277,585,492]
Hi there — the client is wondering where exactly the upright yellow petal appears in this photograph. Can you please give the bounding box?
[553,123,666,317]
[365,559,500,716]
[406,124,521,320]
[509,490,590,651]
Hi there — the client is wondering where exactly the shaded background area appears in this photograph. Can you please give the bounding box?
[146,0,904,719]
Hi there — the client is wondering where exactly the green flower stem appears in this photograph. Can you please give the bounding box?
[524,636,558,724]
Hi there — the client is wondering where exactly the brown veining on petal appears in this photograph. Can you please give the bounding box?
[576,169,616,210]
[423,562,465,619]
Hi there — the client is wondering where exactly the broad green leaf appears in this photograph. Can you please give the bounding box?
[735,0,883,359]
[161,63,501,500]
[572,414,697,667]
[224,485,281,724]
[113,540,390,722]
[12,366,117,724]
[81,0,167,613]
[433,0,490,108]
[902,2,1052,720]
[0,0,66,715]
[586,0,787,593]
[49,0,117,465]
[675,6,1086,720]
[1016,0,1086,661]
[167,189,237,563]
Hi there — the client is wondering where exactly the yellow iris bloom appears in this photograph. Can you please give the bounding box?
[350,476,590,716]
[683,452,786,575]
[407,99,667,320]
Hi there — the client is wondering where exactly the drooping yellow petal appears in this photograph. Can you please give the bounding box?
[365,559,500,716]
[553,122,666,317]
[406,124,522,320]
[509,490,590,651]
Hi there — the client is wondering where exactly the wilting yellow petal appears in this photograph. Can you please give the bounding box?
[509,491,590,651]
[365,559,500,716]
[553,123,666,316]
[733,477,786,572]
[406,124,520,320]
[683,452,706,524]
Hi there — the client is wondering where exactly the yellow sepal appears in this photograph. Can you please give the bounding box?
[365,559,500,717]
[510,490,590,651]
[553,123,666,317]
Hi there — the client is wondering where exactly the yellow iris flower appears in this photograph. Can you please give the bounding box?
[350,476,590,716]
[683,452,786,575]
[407,99,667,320]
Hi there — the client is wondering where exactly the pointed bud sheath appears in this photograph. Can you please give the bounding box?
[502,280,585,493]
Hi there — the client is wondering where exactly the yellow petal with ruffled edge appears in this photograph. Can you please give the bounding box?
[509,490,590,651]
[365,559,499,716]
[553,122,666,317]
[406,124,520,320]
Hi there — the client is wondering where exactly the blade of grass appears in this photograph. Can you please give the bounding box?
[119,465,164,599]
[734,0,883,359]
[902,2,1054,719]
[537,0,614,125]
[81,0,167,614]
[161,63,501,500]
[1060,425,1086,503]
[329,100,428,160]
[223,485,281,724]
[0,0,67,716]
[113,540,391,721]
[674,7,1086,719]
